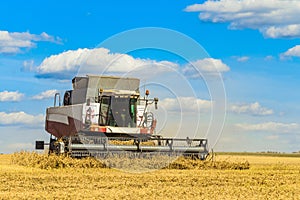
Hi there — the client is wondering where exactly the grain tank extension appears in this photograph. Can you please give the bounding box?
[36,75,208,159]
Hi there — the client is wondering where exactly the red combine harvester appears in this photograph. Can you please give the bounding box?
[36,75,208,159]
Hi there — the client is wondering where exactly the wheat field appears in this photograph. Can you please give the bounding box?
[0,152,300,200]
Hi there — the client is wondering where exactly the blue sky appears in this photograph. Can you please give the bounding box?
[1,0,300,153]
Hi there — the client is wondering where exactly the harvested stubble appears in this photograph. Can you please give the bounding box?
[3,153,300,200]
[165,157,250,170]
[11,151,106,169]
[11,151,250,171]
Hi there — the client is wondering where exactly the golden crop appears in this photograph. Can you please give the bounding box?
[10,151,250,171]
[1,152,299,200]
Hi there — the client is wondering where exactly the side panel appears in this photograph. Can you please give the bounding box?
[45,104,83,138]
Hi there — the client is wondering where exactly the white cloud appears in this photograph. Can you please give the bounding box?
[229,102,274,116]
[185,0,300,38]
[264,25,300,39]
[22,60,35,72]
[36,48,179,79]
[264,55,274,61]
[280,45,300,59]
[0,30,61,54]
[32,89,59,100]
[0,111,44,126]
[35,47,230,80]
[159,97,212,113]
[235,122,300,133]
[0,91,24,102]
[236,56,249,62]
[182,58,230,78]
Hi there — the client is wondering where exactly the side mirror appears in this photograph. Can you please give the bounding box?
[154,98,158,109]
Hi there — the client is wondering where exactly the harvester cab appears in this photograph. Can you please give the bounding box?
[36,75,208,160]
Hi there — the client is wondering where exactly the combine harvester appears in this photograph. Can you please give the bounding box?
[36,75,208,160]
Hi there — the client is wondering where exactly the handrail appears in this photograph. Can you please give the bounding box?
[54,93,61,107]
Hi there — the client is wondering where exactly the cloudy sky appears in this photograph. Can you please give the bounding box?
[1,0,300,153]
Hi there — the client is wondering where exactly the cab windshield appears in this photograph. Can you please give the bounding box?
[99,96,137,127]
